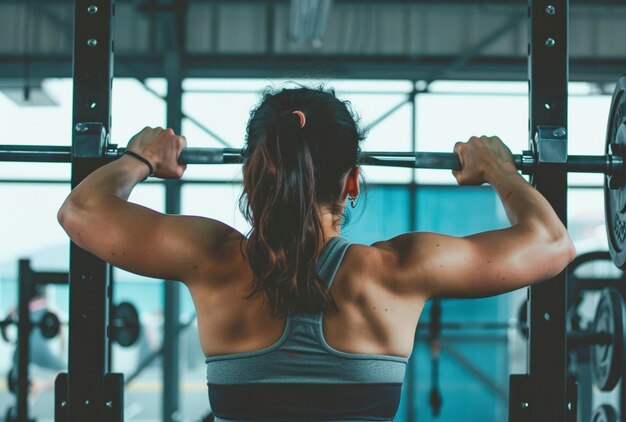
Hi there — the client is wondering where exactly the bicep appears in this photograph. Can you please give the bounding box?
[377,226,558,299]
[61,196,243,282]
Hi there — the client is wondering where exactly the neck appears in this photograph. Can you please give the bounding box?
[319,205,343,240]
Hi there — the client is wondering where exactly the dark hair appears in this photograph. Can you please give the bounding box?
[239,86,364,318]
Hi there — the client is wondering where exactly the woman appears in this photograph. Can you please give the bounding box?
[58,87,575,421]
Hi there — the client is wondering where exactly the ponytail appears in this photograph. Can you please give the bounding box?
[240,87,362,317]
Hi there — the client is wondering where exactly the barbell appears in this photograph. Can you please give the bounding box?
[3,77,626,265]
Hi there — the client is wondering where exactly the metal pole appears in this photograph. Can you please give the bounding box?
[65,0,114,420]
[0,144,622,175]
[15,260,33,422]
[160,1,185,418]
[522,1,570,421]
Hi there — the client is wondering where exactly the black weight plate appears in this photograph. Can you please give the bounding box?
[591,288,626,391]
[605,76,626,269]
[111,302,140,347]
[517,299,528,339]
[39,312,60,339]
[6,367,17,394]
[1,315,17,344]
[591,404,620,422]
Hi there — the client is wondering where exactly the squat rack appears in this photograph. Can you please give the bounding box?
[0,0,579,420]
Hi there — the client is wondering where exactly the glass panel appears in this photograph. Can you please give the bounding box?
[0,79,73,147]
[181,78,414,183]
[110,184,165,421]
[110,79,167,144]
[415,92,528,185]
[0,184,71,419]
[568,188,607,252]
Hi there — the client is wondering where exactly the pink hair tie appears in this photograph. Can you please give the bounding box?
[292,110,306,128]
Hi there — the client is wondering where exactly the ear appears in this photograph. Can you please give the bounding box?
[345,167,361,197]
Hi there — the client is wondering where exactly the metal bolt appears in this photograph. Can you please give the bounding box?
[106,400,113,408]
[544,102,552,110]
[544,312,551,321]
[75,124,88,133]
[545,38,556,47]
[567,402,572,411]
[87,5,98,14]
[546,5,556,15]
[553,127,567,137]
[84,399,90,406]
[88,102,97,109]
[87,38,98,47]
[521,402,529,409]
[61,400,67,408]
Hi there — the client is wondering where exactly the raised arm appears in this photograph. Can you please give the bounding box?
[373,136,576,299]
[57,127,243,283]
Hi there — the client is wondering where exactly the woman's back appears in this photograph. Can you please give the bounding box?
[189,236,423,359]
[199,237,412,422]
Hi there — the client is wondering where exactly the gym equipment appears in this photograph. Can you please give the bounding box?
[590,404,620,422]
[0,311,61,343]
[0,302,140,347]
[110,302,140,348]
[517,288,626,392]
[0,125,622,175]
[590,288,626,391]
[606,77,626,269]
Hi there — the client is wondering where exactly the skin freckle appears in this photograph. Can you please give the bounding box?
[385,308,388,312]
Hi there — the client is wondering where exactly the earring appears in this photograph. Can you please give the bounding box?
[348,195,357,209]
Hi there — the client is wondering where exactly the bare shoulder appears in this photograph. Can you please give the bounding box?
[342,239,427,296]
[175,216,247,284]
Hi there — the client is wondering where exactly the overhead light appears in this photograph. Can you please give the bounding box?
[290,0,333,48]
[0,80,58,107]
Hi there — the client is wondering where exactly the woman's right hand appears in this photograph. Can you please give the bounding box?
[127,127,187,179]
[452,136,517,185]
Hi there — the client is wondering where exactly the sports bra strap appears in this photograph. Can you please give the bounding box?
[316,237,352,289]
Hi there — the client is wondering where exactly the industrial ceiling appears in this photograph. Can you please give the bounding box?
[0,0,625,82]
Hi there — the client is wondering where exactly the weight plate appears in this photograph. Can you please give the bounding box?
[39,312,60,339]
[517,299,528,339]
[591,404,620,422]
[605,76,626,269]
[591,288,626,391]
[111,302,140,347]
[1,315,17,344]
[6,367,17,394]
